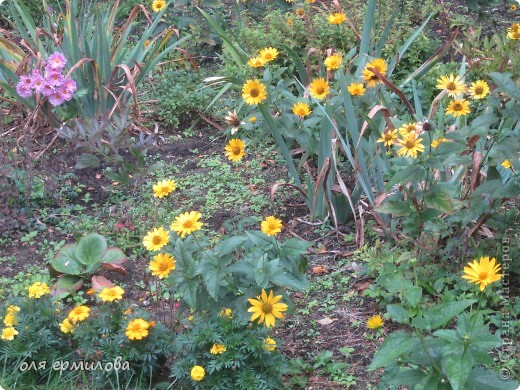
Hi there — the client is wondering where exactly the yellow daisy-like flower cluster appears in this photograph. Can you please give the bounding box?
[462,256,502,291]
[126,318,152,340]
[507,23,520,39]
[366,315,384,330]
[3,305,20,327]
[219,308,233,318]
[347,83,366,96]
[68,305,90,323]
[247,47,278,68]
[327,12,347,25]
[149,253,176,279]
[242,79,267,105]
[362,58,387,88]
[153,179,176,198]
[396,133,426,158]
[210,343,227,354]
[446,99,471,117]
[28,282,50,299]
[224,138,246,162]
[261,216,283,237]
[151,0,166,12]
[436,74,491,117]
[324,53,342,71]
[308,78,329,100]
[376,129,398,147]
[171,211,203,238]
[264,337,277,351]
[248,290,288,328]
[436,73,466,98]
[292,102,311,118]
[191,365,205,381]
[1,327,19,341]
[247,56,266,68]
[143,227,170,251]
[98,286,125,302]
[431,138,450,148]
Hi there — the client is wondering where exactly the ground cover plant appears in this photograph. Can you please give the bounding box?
[0,0,519,389]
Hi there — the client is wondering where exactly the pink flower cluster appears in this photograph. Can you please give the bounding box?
[16,52,77,107]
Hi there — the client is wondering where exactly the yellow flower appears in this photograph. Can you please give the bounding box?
[249,116,257,123]
[436,74,466,98]
[153,179,176,198]
[292,102,312,118]
[224,138,246,162]
[149,253,176,279]
[86,288,95,295]
[295,8,305,17]
[151,0,166,12]
[170,211,203,238]
[377,129,398,147]
[309,78,329,100]
[446,99,471,117]
[362,58,388,88]
[1,327,18,341]
[98,286,125,302]
[3,314,17,327]
[264,337,277,351]
[397,134,425,158]
[219,308,232,318]
[143,227,170,251]
[126,318,150,340]
[431,138,450,148]
[28,282,50,298]
[501,160,512,169]
[512,4,517,10]
[68,305,90,323]
[144,39,150,48]
[191,365,205,381]
[261,216,283,237]
[306,0,315,2]
[327,12,347,25]
[59,318,75,334]
[366,315,384,330]
[347,83,365,96]
[259,47,279,62]
[242,79,267,105]
[247,56,266,68]
[124,309,132,315]
[508,23,520,39]
[398,123,418,137]
[468,80,490,100]
[462,256,502,291]
[324,53,342,71]
[210,343,227,354]
[6,306,20,315]
[247,290,288,328]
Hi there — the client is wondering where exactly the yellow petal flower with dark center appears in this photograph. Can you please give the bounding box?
[259,47,279,62]
[264,337,277,351]
[247,290,288,328]
[210,343,227,354]
[366,315,384,330]
[327,12,347,25]
[28,282,50,298]
[191,365,205,381]
[143,227,170,251]
[170,211,203,238]
[347,83,366,96]
[292,102,311,118]
[362,58,388,88]
[398,122,418,136]
[242,79,267,105]
[153,179,177,198]
[149,253,176,279]
[431,138,450,148]
[261,216,283,236]
[446,99,470,117]
[224,138,246,162]
[468,80,490,100]
[1,327,18,341]
[436,74,466,98]
[68,305,90,324]
[397,134,425,158]
[324,53,342,71]
[126,318,150,340]
[309,78,329,100]
[377,129,398,147]
[247,56,266,68]
[98,286,125,302]
[462,256,502,291]
[151,0,166,12]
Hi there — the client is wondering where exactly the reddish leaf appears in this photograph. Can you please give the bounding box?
[91,275,114,291]
[101,263,128,275]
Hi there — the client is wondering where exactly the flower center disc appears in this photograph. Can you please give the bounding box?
[152,236,162,244]
[475,87,483,95]
[447,82,456,90]
[232,147,241,154]
[250,88,259,97]
[454,103,462,111]
[262,303,273,313]
[405,140,415,148]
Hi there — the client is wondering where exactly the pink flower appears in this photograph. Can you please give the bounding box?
[58,85,73,101]
[48,91,65,106]
[16,81,33,98]
[32,75,46,93]
[45,71,64,87]
[19,75,33,88]
[47,52,67,71]
[42,83,56,97]
[62,78,77,94]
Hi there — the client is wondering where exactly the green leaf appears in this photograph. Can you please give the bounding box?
[51,244,84,275]
[405,287,422,307]
[75,153,101,169]
[422,299,477,330]
[271,272,309,291]
[50,275,84,298]
[246,230,275,250]
[387,165,426,187]
[387,368,425,387]
[442,353,473,390]
[386,304,410,323]
[466,367,519,390]
[214,236,248,258]
[424,189,454,214]
[376,199,415,216]
[313,350,333,368]
[101,247,127,264]
[369,331,418,370]
[76,233,107,268]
